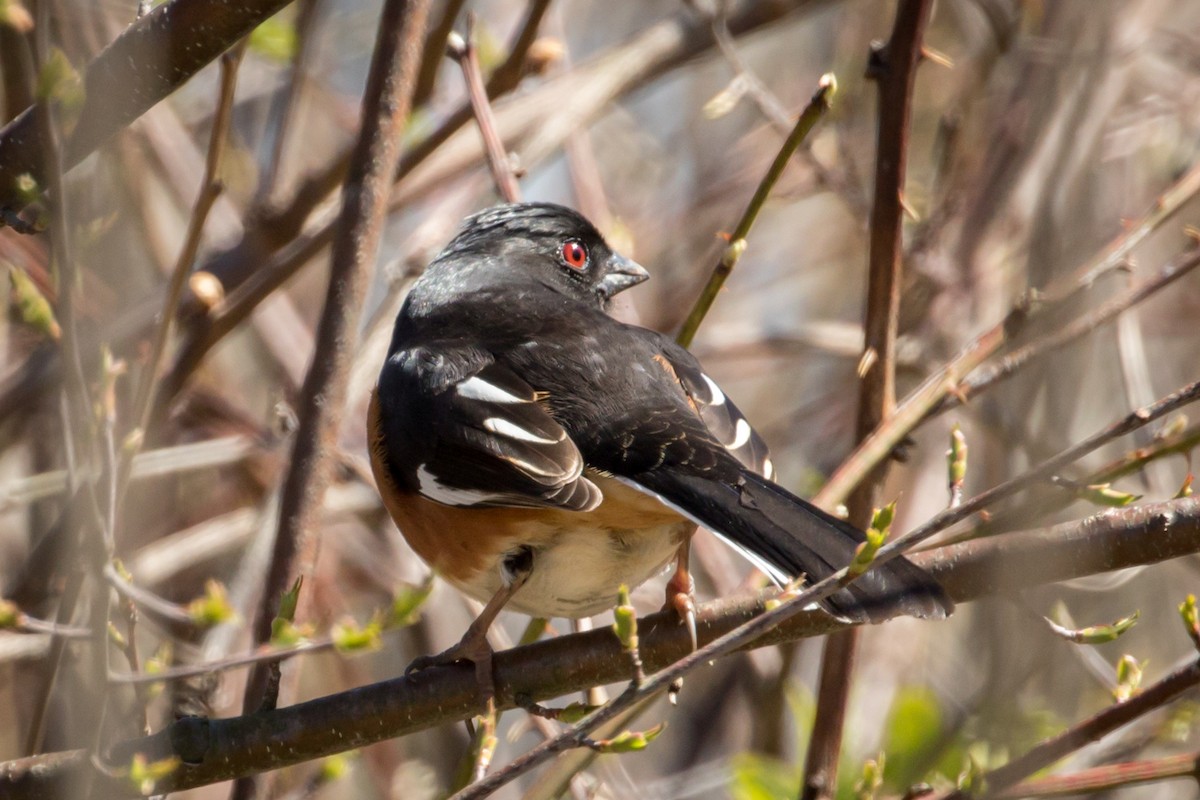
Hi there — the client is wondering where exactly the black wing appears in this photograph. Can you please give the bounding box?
[654,337,774,479]
[374,344,601,510]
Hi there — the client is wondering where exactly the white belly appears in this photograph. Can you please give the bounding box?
[448,518,692,618]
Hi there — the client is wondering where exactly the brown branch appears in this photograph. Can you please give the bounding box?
[803,3,933,798]
[819,155,1200,507]
[933,243,1200,415]
[6,496,1200,799]
[448,16,522,203]
[0,0,295,214]
[937,658,1200,799]
[675,74,835,348]
[236,0,431,720]
[996,751,1200,798]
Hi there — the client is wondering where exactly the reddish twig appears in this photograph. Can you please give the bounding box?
[235,0,432,723]
[937,658,1200,799]
[448,15,522,203]
[803,3,933,798]
[819,156,1200,507]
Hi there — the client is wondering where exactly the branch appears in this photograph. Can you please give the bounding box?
[804,3,933,797]
[819,155,1200,507]
[938,657,1200,799]
[0,0,294,213]
[5,497,1200,799]
[675,73,835,348]
[236,0,431,717]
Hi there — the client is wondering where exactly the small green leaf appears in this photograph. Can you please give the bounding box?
[187,579,237,628]
[127,753,180,795]
[9,266,61,340]
[855,753,885,800]
[947,424,968,487]
[35,48,85,134]
[387,576,433,628]
[319,752,354,782]
[730,752,799,800]
[1075,482,1141,507]
[1044,609,1139,645]
[0,598,19,628]
[555,701,602,724]
[592,722,665,753]
[332,615,383,654]
[881,687,943,789]
[612,584,638,652]
[249,14,297,63]
[1114,655,1145,702]
[849,506,892,577]
[1180,594,1200,649]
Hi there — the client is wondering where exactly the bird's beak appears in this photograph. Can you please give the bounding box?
[598,253,650,299]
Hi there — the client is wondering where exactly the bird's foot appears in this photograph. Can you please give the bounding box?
[407,625,497,702]
[664,562,698,653]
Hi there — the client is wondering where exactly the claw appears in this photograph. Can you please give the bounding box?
[664,539,699,653]
[672,591,698,652]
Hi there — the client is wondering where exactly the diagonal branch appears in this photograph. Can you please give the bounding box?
[5,496,1200,799]
[0,0,294,213]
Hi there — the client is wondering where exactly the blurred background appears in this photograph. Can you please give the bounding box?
[3,0,1200,797]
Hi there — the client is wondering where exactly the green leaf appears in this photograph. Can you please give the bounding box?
[1044,609,1139,645]
[730,752,799,800]
[1075,482,1141,507]
[592,722,665,753]
[387,576,433,628]
[612,584,638,652]
[881,687,943,790]
[9,265,61,340]
[127,753,180,795]
[249,14,297,63]
[0,598,19,628]
[187,579,238,628]
[332,615,383,654]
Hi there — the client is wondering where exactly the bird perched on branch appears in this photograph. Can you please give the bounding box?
[368,202,951,690]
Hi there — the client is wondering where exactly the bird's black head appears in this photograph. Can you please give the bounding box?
[429,202,649,309]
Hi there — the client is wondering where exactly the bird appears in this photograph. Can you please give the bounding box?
[367,202,951,691]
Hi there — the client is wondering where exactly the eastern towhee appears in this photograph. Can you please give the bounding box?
[368,203,951,685]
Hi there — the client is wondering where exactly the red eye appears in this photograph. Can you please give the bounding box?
[561,240,588,270]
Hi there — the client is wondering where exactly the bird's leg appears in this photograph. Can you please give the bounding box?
[664,536,698,652]
[407,560,531,701]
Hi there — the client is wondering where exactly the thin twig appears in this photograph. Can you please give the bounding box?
[937,659,1200,799]
[934,244,1200,414]
[996,751,1200,798]
[676,73,836,348]
[236,0,432,719]
[7,496,1200,797]
[448,16,522,203]
[819,156,1200,507]
[803,4,933,797]
[128,44,240,464]
[448,381,1200,799]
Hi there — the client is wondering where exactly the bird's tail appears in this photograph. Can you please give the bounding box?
[635,468,952,623]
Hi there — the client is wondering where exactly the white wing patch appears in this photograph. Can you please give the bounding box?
[483,417,562,444]
[456,376,526,403]
[416,464,502,506]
